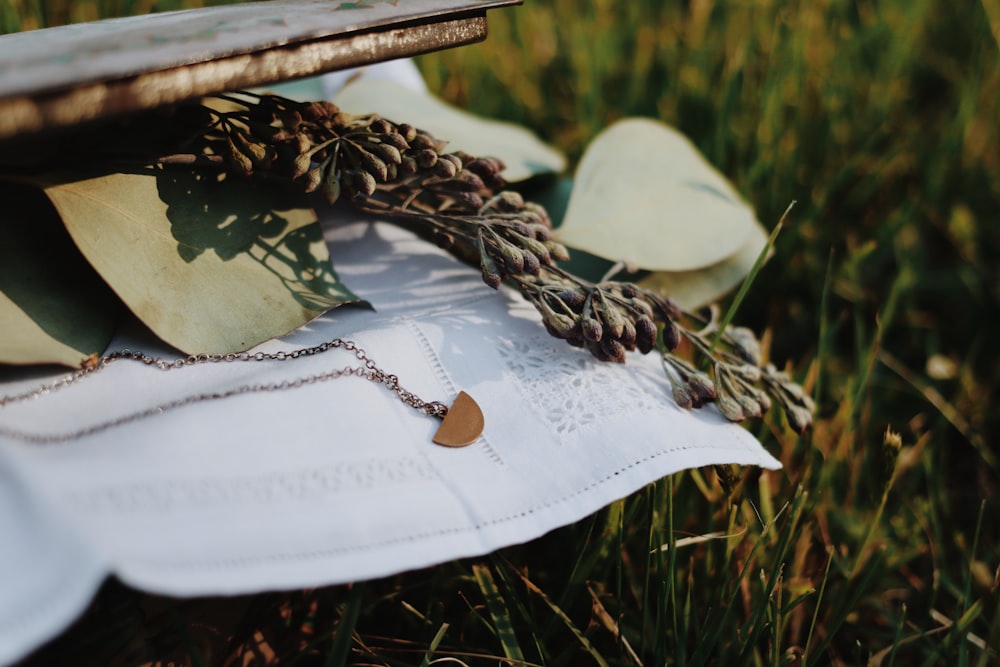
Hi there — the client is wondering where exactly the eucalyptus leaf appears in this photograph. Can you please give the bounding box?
[333,79,566,182]
[38,170,359,356]
[638,221,769,309]
[554,118,759,272]
[0,182,118,367]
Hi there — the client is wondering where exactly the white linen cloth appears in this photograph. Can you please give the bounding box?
[0,215,780,665]
[0,62,779,664]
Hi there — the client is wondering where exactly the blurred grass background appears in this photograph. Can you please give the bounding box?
[5,0,1000,664]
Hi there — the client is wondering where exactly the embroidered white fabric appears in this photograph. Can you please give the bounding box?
[0,216,780,664]
[0,63,779,664]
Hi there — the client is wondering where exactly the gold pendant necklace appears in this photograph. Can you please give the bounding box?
[0,339,484,447]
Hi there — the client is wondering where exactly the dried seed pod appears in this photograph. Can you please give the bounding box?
[736,393,763,419]
[618,319,637,349]
[687,372,717,402]
[302,166,323,193]
[225,135,254,177]
[786,405,813,433]
[322,173,341,205]
[352,171,377,196]
[635,316,658,354]
[479,252,503,290]
[581,317,603,343]
[716,395,745,422]
[482,191,524,213]
[232,131,271,167]
[496,243,524,274]
[410,133,438,151]
[544,312,577,339]
[446,170,486,192]
[397,123,418,142]
[433,157,458,179]
[359,151,388,182]
[672,383,695,409]
[600,338,627,363]
[381,132,410,151]
[732,364,762,383]
[661,319,681,351]
[521,250,541,276]
[557,289,587,310]
[291,153,313,180]
[596,299,627,339]
[727,326,762,366]
[545,240,571,262]
[370,142,402,165]
[415,148,439,169]
[400,156,419,174]
[370,118,393,134]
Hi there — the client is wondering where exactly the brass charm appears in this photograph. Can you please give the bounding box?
[432,391,484,447]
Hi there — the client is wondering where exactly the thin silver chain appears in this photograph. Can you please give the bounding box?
[0,339,447,445]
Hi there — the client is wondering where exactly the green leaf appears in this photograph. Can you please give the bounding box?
[0,182,119,367]
[38,169,359,356]
[553,118,760,272]
[333,79,566,182]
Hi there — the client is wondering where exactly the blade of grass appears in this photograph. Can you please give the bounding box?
[514,568,610,667]
[472,563,525,663]
[325,582,365,667]
[710,200,794,353]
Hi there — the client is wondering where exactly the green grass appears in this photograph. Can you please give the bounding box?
[9,0,1000,664]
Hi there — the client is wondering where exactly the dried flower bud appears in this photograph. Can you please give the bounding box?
[635,316,658,354]
[620,284,639,299]
[687,372,717,402]
[728,326,762,366]
[302,166,323,194]
[672,383,695,409]
[786,405,813,433]
[447,170,486,192]
[518,235,553,266]
[661,319,681,351]
[521,250,541,276]
[480,253,503,290]
[618,319,637,349]
[322,174,341,205]
[544,312,577,338]
[352,171,377,196]
[400,156,419,174]
[581,317,603,343]
[370,118,393,134]
[483,191,524,213]
[292,153,313,180]
[360,151,389,182]
[370,142,402,166]
[497,243,524,274]
[302,101,339,121]
[600,338,627,363]
[557,289,587,310]
[415,148,439,169]
[717,395,745,422]
[545,241,571,263]
[381,132,410,151]
[410,133,438,151]
[732,364,762,383]
[433,157,458,179]
[225,136,254,177]
[396,123,418,142]
[596,300,627,339]
[736,393,763,419]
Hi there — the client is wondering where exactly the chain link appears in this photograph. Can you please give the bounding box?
[0,339,448,445]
